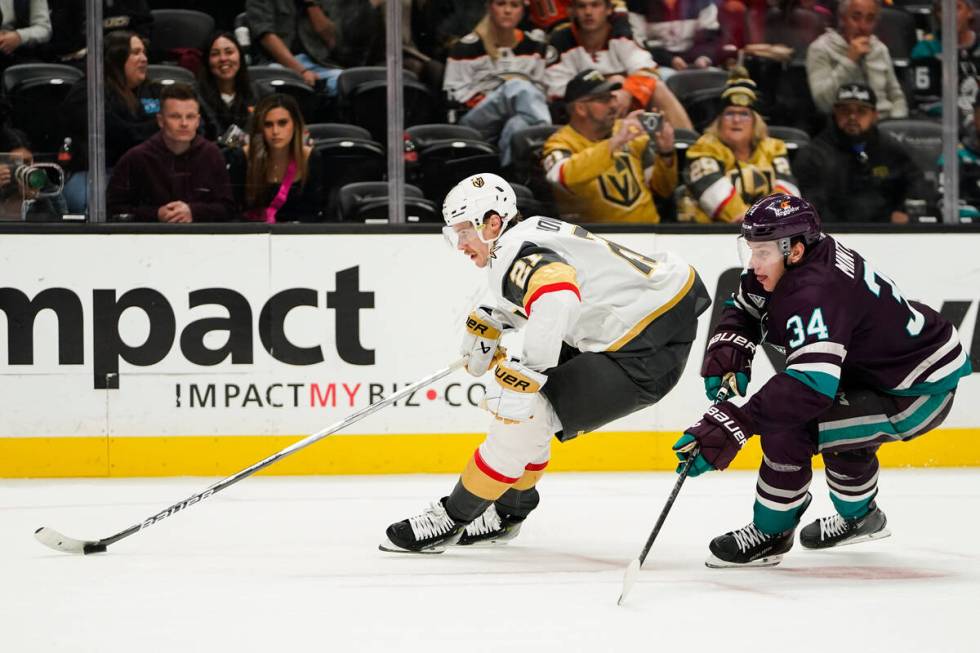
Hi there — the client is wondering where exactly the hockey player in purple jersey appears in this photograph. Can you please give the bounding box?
[674,194,972,567]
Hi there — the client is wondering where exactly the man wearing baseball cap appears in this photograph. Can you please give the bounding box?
[794,83,927,223]
[541,69,678,223]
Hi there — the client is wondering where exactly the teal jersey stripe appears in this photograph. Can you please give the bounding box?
[785,368,839,398]
[890,357,973,397]
[820,418,896,446]
[753,500,800,535]
[893,392,950,433]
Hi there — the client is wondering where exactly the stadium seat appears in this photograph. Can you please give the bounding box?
[682,87,724,132]
[406,124,485,149]
[874,7,917,66]
[255,78,319,123]
[148,9,215,64]
[414,139,500,202]
[3,63,82,94]
[307,123,373,143]
[767,125,811,161]
[316,138,386,218]
[146,64,196,86]
[877,119,942,186]
[3,64,83,154]
[673,128,700,152]
[511,182,551,219]
[247,65,305,85]
[665,68,728,103]
[338,181,439,223]
[763,8,829,62]
[507,124,559,215]
[345,79,437,143]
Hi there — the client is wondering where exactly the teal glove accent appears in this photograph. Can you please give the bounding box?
[671,433,715,477]
[704,372,749,401]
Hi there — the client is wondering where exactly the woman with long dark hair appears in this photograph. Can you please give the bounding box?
[230,94,324,222]
[197,31,258,141]
[61,30,160,213]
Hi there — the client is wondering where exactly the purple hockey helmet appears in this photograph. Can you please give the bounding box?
[741,193,822,256]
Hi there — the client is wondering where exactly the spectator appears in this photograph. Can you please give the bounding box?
[542,69,678,222]
[60,30,161,213]
[940,97,980,220]
[444,0,551,167]
[794,83,926,223]
[0,126,67,221]
[246,0,383,94]
[683,72,799,223]
[43,1,153,68]
[106,83,234,222]
[230,93,325,222]
[526,0,626,33]
[546,0,693,130]
[0,0,51,67]
[626,0,731,72]
[805,0,908,118]
[198,32,259,141]
[910,0,979,128]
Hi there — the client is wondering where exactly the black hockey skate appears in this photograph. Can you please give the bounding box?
[457,504,523,547]
[800,503,890,549]
[706,494,811,568]
[379,498,465,554]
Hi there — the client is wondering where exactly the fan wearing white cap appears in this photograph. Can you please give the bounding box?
[380,172,712,554]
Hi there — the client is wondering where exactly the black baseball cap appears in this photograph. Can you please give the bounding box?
[563,69,622,104]
[834,83,877,108]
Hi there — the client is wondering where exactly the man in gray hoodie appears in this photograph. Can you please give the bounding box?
[805,0,908,119]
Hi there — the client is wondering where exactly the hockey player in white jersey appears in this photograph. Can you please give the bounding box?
[380,173,711,553]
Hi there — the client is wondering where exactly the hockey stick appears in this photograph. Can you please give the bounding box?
[617,374,736,605]
[35,357,468,555]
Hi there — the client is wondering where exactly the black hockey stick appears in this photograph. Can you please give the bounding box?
[34,357,467,555]
[617,374,736,605]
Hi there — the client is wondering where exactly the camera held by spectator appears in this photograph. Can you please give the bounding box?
[0,155,65,221]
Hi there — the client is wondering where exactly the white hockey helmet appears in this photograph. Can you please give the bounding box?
[442,173,518,244]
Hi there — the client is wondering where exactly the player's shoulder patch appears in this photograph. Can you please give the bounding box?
[449,32,487,59]
[542,148,571,172]
[460,32,479,45]
[608,12,636,39]
[501,242,568,307]
[548,25,578,54]
[526,28,546,44]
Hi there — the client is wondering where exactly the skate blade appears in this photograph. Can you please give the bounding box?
[457,538,513,548]
[705,553,784,569]
[378,538,448,555]
[806,528,892,550]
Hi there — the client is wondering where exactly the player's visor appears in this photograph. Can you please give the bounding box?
[442,223,484,250]
[737,237,782,270]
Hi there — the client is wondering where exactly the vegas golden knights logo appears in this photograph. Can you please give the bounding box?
[472,176,485,188]
[598,154,641,208]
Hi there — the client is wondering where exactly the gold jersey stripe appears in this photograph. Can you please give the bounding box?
[521,261,579,309]
[513,468,545,490]
[461,456,514,500]
[606,266,696,352]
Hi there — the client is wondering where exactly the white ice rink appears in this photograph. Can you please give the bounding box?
[3,469,978,653]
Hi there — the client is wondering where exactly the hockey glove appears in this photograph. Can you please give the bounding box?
[481,359,547,424]
[701,331,756,401]
[673,401,754,477]
[461,306,505,377]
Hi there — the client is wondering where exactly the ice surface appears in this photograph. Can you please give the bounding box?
[2,470,977,652]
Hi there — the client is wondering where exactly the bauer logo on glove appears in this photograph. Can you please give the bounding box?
[481,359,547,423]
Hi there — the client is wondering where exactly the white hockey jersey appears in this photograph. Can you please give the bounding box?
[544,13,658,99]
[444,30,550,105]
[487,216,695,368]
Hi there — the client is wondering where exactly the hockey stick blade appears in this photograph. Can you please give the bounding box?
[617,559,641,605]
[34,527,107,555]
[617,378,735,605]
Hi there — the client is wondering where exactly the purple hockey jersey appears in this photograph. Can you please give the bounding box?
[716,235,972,431]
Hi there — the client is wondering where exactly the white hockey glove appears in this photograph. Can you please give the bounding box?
[461,306,505,376]
[481,359,547,424]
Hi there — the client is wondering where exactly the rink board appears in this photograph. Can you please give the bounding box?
[1,230,978,476]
